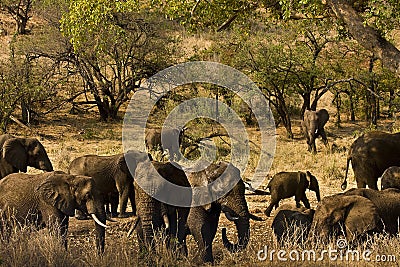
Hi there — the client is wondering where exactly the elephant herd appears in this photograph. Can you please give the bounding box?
[1,122,400,264]
[269,128,400,249]
[0,133,262,263]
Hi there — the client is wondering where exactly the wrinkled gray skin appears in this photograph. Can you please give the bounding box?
[68,150,149,218]
[186,162,252,264]
[0,134,53,178]
[271,204,314,245]
[380,166,400,190]
[264,171,321,217]
[134,160,191,255]
[343,188,400,235]
[0,171,107,252]
[341,131,400,190]
[301,109,329,154]
[312,192,382,242]
[145,127,184,160]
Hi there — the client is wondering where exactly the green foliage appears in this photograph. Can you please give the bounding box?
[60,0,139,54]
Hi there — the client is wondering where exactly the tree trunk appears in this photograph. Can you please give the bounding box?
[327,0,400,74]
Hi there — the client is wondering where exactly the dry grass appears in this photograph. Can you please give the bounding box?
[1,106,400,266]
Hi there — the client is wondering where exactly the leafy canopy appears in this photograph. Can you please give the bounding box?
[60,0,140,54]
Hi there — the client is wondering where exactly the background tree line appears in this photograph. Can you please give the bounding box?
[0,0,399,137]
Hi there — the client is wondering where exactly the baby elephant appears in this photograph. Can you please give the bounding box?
[264,171,320,217]
[271,204,314,245]
[381,166,400,190]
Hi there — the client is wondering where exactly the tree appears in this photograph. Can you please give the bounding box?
[1,0,34,34]
[60,0,174,120]
[157,0,400,77]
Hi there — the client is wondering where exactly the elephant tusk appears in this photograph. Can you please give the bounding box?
[224,212,239,221]
[91,214,108,228]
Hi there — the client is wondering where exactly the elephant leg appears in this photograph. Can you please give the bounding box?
[116,184,130,218]
[109,192,119,217]
[128,183,136,216]
[367,180,378,190]
[319,129,329,146]
[177,208,189,256]
[301,196,311,209]
[356,180,367,188]
[166,206,178,249]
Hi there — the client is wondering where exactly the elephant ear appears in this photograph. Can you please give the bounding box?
[298,171,310,189]
[305,171,313,189]
[118,154,129,174]
[343,196,381,240]
[317,109,329,126]
[3,138,28,172]
[36,172,77,216]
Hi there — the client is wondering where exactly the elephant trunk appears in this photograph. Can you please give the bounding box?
[222,217,250,253]
[86,198,106,253]
[39,157,53,172]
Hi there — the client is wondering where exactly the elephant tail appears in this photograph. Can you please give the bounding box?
[342,156,351,190]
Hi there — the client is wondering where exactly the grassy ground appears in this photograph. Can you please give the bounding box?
[0,106,399,266]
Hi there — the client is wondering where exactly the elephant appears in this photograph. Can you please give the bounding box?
[133,160,191,254]
[145,127,185,160]
[343,188,400,235]
[301,109,329,153]
[341,131,400,190]
[264,171,321,217]
[380,166,400,190]
[271,204,314,245]
[186,161,260,263]
[0,134,53,178]
[68,150,150,218]
[311,192,382,242]
[0,171,107,252]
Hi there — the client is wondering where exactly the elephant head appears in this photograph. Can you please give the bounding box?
[37,171,107,251]
[0,171,107,252]
[134,160,190,252]
[2,135,53,173]
[311,193,381,242]
[302,109,329,153]
[145,127,185,160]
[271,204,314,245]
[189,162,251,253]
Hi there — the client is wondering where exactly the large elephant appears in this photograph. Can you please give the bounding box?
[343,188,400,235]
[0,134,53,178]
[186,161,255,263]
[0,171,107,251]
[312,192,382,242]
[133,160,191,254]
[380,166,400,190]
[301,109,329,153]
[68,150,149,218]
[264,171,320,217]
[271,204,314,245]
[341,131,400,190]
[145,127,185,160]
